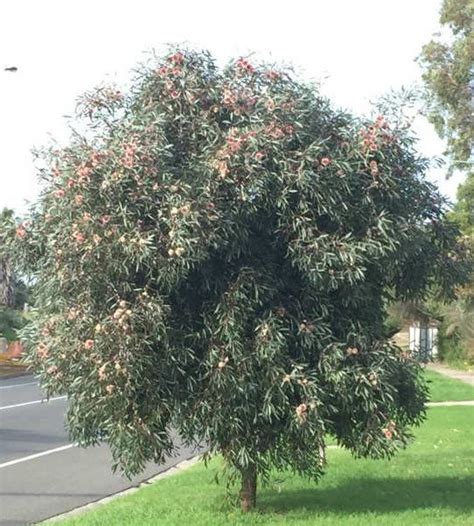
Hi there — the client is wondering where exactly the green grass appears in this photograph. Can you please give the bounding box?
[56,407,474,526]
[424,369,474,402]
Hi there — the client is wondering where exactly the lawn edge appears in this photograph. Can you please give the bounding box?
[42,454,203,524]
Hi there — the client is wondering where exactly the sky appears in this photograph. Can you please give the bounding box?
[0,0,466,214]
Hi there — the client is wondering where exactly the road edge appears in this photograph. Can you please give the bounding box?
[0,370,31,380]
[42,454,202,523]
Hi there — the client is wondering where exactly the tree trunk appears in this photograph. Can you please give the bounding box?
[240,466,257,512]
[0,258,15,308]
[319,443,327,466]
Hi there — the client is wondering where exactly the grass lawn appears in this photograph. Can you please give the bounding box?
[424,369,474,402]
[56,406,474,526]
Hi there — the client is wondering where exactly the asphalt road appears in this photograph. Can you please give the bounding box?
[0,375,200,525]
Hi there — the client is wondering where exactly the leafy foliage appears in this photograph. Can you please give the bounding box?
[0,307,26,342]
[417,0,474,174]
[2,48,470,508]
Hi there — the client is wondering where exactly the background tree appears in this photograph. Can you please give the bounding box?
[0,208,16,308]
[417,0,473,174]
[4,49,469,511]
[418,0,473,366]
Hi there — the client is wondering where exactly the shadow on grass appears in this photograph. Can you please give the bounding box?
[259,476,474,515]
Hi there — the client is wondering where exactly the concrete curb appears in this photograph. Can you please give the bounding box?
[0,370,31,380]
[42,454,202,523]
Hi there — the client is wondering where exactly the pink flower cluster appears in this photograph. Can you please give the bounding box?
[265,70,281,81]
[296,403,308,423]
[168,52,185,65]
[235,58,255,75]
[77,164,93,183]
[222,88,238,107]
[382,420,396,439]
[84,339,95,350]
[369,160,379,176]
[122,143,137,169]
[15,224,27,239]
[37,343,49,359]
[72,230,85,244]
[265,122,294,140]
[360,115,393,153]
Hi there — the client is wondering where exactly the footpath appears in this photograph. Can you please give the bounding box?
[426,362,474,386]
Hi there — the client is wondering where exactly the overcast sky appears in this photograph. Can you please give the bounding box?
[0,0,465,214]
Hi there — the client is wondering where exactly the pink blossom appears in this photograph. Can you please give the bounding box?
[157,66,168,76]
[124,144,136,157]
[255,151,265,161]
[375,115,388,129]
[75,194,84,206]
[265,70,280,81]
[90,151,104,167]
[320,157,332,167]
[73,231,85,244]
[122,156,134,169]
[296,403,308,423]
[266,123,285,140]
[98,364,107,381]
[84,339,95,350]
[226,134,243,154]
[222,88,237,106]
[236,58,255,74]
[67,308,79,320]
[383,428,393,439]
[37,343,49,359]
[169,52,185,65]
[370,160,379,176]
[47,365,58,375]
[265,98,276,111]
[217,160,229,178]
[54,189,66,198]
[15,225,27,239]
[77,165,92,181]
[100,215,111,225]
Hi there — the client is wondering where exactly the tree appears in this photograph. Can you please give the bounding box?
[417,0,474,366]
[445,174,474,361]
[451,173,474,236]
[4,49,469,511]
[0,208,16,308]
[417,0,474,174]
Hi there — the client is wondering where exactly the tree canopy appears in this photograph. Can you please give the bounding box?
[3,48,470,511]
[418,0,473,174]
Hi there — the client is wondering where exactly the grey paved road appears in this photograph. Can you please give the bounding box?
[0,375,200,525]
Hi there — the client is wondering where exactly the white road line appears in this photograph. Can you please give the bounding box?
[0,443,77,469]
[0,381,37,390]
[0,395,67,411]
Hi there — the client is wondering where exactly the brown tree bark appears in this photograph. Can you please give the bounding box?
[0,257,15,308]
[240,466,257,512]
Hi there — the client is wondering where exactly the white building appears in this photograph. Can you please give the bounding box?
[409,321,439,362]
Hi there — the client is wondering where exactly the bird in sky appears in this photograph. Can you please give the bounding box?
[4,67,18,72]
